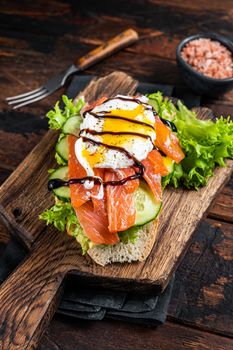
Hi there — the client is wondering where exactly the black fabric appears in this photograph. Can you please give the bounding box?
[137,82,173,96]
[62,280,126,309]
[66,75,174,100]
[58,308,107,321]
[0,75,201,326]
[173,85,201,108]
[66,75,94,99]
[107,275,175,326]
[57,275,175,325]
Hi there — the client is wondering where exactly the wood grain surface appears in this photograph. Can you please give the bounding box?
[169,218,233,336]
[1,70,232,349]
[0,71,139,350]
[0,228,73,350]
[0,71,232,293]
[0,130,57,246]
[0,1,233,349]
[39,317,233,350]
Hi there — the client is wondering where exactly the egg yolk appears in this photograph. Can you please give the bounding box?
[102,104,155,146]
[105,105,152,124]
[82,146,105,168]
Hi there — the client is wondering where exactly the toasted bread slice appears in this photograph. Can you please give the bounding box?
[87,220,158,266]
[67,219,158,266]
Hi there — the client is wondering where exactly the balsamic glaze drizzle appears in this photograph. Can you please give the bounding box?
[48,167,143,191]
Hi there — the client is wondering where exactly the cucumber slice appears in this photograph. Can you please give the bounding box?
[49,166,70,201]
[62,116,82,136]
[133,181,162,226]
[56,136,69,162]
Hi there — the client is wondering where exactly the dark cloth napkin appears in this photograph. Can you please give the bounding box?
[58,274,175,325]
[0,75,200,326]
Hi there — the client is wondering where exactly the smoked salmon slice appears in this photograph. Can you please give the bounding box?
[142,152,163,201]
[105,168,139,233]
[145,149,169,177]
[75,201,119,245]
[68,135,89,209]
[154,116,185,163]
[143,170,162,202]
[141,149,169,201]
[69,136,118,244]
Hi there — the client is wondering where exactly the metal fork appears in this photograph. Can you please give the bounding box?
[6,29,138,109]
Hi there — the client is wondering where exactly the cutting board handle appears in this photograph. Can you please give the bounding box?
[77,29,138,70]
[0,229,70,350]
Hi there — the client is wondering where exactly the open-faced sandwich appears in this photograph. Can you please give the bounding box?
[40,92,233,265]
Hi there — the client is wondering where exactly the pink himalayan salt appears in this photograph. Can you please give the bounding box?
[181,38,233,79]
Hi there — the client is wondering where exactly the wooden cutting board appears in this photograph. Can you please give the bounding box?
[0,71,232,350]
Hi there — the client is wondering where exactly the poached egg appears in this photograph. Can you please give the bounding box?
[75,95,156,180]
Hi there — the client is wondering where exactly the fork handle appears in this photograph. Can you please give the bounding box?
[77,29,138,70]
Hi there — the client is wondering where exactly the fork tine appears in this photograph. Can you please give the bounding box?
[6,87,45,101]
[12,90,52,109]
[7,88,48,105]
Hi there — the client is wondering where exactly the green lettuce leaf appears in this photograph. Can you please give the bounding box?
[148,92,177,121]
[39,200,72,231]
[118,225,141,244]
[147,92,233,189]
[46,95,85,130]
[39,201,92,254]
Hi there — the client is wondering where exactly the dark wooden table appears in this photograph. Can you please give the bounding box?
[0,1,232,349]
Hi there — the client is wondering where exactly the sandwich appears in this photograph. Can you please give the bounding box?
[40,92,233,265]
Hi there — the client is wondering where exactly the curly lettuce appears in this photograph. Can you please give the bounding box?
[46,95,84,130]
[148,92,233,189]
[46,95,84,164]
[39,201,92,254]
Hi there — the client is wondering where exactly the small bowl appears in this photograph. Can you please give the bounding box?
[176,33,233,97]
